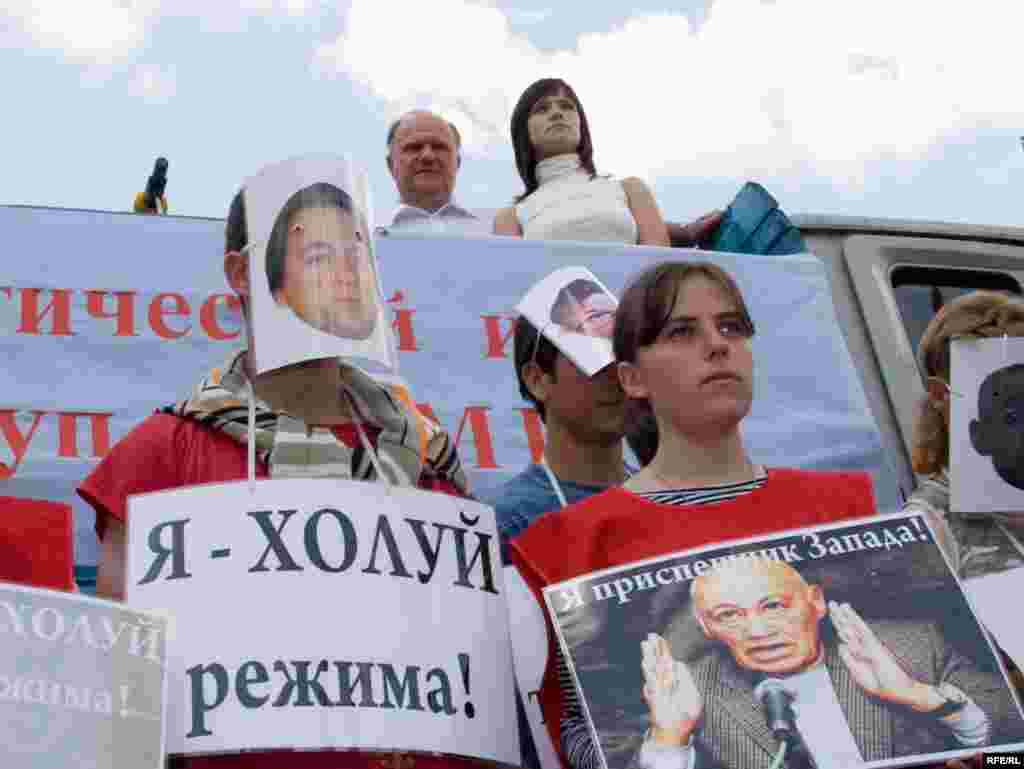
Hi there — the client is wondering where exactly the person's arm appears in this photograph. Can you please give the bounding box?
[622,177,670,247]
[831,603,991,745]
[666,211,724,249]
[96,518,126,601]
[493,206,524,237]
[77,414,188,601]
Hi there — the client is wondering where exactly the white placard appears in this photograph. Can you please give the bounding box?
[245,154,397,375]
[968,568,1024,673]
[0,583,168,768]
[504,565,560,769]
[515,266,617,377]
[126,480,518,763]
[951,336,1024,512]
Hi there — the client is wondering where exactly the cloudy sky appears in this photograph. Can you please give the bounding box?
[3,0,1022,228]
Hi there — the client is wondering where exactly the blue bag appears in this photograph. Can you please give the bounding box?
[708,181,807,255]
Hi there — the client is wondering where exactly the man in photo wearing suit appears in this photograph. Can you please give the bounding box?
[634,558,1021,769]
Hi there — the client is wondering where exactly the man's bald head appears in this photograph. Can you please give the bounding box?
[691,557,826,675]
[386,111,462,212]
[386,110,462,156]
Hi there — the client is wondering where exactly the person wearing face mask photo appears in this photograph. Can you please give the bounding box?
[78,187,492,769]
[903,292,1024,580]
[493,78,671,247]
[266,182,378,340]
[550,278,617,339]
[510,261,880,769]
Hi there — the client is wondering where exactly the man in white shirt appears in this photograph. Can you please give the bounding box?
[636,558,1018,769]
[385,110,490,235]
[384,109,723,243]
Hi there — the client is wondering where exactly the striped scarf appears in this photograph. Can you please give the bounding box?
[160,351,468,492]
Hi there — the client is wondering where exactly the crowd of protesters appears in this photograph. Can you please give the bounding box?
[9,76,1020,769]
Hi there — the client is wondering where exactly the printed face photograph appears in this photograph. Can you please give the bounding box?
[550,279,616,339]
[693,559,826,675]
[266,182,377,341]
[970,363,1024,491]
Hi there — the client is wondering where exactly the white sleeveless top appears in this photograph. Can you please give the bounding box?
[514,154,638,244]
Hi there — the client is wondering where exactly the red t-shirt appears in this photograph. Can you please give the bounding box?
[78,413,480,769]
[0,497,75,591]
[509,468,877,766]
[79,413,463,541]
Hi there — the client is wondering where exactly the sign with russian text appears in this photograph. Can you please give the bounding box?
[504,565,560,769]
[544,514,1024,769]
[125,479,519,763]
[0,206,900,574]
[0,582,167,768]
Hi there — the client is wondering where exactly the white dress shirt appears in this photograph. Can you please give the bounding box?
[637,650,989,769]
[387,201,490,235]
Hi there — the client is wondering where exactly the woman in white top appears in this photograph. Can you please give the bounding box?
[493,78,670,246]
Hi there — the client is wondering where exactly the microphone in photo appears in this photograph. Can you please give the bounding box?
[754,677,798,743]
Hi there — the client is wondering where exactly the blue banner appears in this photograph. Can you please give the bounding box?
[0,206,899,576]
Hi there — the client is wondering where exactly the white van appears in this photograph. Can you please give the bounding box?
[798,214,1024,503]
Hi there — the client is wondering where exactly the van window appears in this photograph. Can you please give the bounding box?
[891,266,1021,358]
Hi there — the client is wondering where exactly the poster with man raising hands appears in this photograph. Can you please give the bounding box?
[543,515,1024,769]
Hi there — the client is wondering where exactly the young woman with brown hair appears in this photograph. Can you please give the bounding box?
[510,261,877,768]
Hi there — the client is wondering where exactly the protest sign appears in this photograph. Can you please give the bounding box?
[0,207,903,574]
[0,583,167,768]
[543,514,1024,769]
[504,565,561,769]
[935,507,1024,678]
[125,479,519,764]
[515,266,617,377]
[244,155,396,376]
[951,336,1024,513]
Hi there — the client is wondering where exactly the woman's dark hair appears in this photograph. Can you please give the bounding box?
[510,78,597,204]
[265,183,356,295]
[613,261,756,460]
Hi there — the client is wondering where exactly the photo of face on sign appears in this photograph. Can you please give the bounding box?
[516,266,618,378]
[550,279,616,339]
[266,183,376,340]
[245,155,395,375]
[952,336,1024,511]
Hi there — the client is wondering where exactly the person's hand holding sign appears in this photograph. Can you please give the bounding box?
[830,601,946,711]
[641,632,703,747]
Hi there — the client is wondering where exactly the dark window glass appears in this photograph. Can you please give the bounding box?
[891,266,1021,358]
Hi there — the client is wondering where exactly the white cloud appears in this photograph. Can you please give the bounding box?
[5,0,159,64]
[506,8,552,25]
[4,0,315,66]
[316,0,1024,186]
[131,64,177,104]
